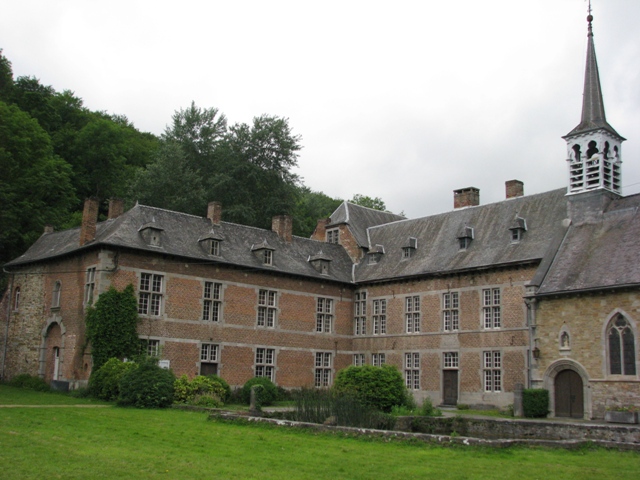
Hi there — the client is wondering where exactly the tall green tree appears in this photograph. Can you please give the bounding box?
[0,100,76,271]
[0,50,14,101]
[349,194,387,211]
[292,187,342,237]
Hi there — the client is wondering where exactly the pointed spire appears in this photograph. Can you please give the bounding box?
[564,10,624,140]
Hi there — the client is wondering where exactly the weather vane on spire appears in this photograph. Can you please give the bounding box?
[587,0,592,16]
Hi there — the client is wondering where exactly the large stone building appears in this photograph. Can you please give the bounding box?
[1,13,637,418]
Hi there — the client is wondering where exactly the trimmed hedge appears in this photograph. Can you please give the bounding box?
[332,364,408,413]
[523,388,549,418]
[89,358,136,401]
[174,375,226,407]
[117,358,176,408]
[240,377,278,406]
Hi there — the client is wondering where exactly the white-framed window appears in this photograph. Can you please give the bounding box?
[210,240,220,256]
[52,281,61,309]
[402,247,413,259]
[511,229,522,242]
[354,292,367,335]
[353,353,365,366]
[405,295,421,333]
[443,292,459,331]
[314,352,332,387]
[483,351,502,392]
[404,352,420,389]
[483,288,501,329]
[372,353,386,367]
[13,286,20,311]
[443,352,459,369]
[200,343,219,376]
[608,314,637,375]
[316,297,333,333]
[257,289,277,328]
[84,267,96,306]
[373,299,387,335]
[263,249,273,266]
[255,347,275,381]
[140,339,160,357]
[326,229,339,244]
[138,273,163,316]
[202,281,222,322]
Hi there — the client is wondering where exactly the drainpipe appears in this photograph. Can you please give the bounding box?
[1,270,15,382]
[525,297,537,389]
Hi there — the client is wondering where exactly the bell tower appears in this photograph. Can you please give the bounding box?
[563,6,625,195]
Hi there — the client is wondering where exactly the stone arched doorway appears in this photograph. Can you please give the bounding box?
[543,359,591,419]
[554,369,583,418]
[42,322,63,383]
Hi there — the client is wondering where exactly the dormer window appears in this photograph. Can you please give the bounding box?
[251,240,275,266]
[198,229,224,257]
[402,237,417,259]
[509,216,527,243]
[367,244,385,264]
[457,226,474,250]
[139,222,164,247]
[263,249,273,266]
[309,251,331,275]
[326,229,339,244]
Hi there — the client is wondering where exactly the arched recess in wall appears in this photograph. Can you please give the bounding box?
[39,317,66,382]
[601,309,637,377]
[543,358,591,420]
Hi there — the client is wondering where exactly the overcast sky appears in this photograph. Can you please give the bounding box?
[2,0,639,219]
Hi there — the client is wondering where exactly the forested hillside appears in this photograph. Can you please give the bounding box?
[1,50,395,291]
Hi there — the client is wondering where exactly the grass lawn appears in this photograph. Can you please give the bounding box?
[1,386,638,479]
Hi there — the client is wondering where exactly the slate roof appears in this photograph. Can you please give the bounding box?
[328,202,405,248]
[5,204,355,283]
[353,188,569,283]
[536,193,640,295]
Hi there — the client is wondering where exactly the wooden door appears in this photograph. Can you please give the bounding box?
[442,370,458,406]
[554,370,583,418]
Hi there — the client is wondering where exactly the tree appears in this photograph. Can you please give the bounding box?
[292,186,342,237]
[0,101,76,273]
[85,285,140,371]
[349,194,387,211]
[127,141,207,215]
[0,50,14,102]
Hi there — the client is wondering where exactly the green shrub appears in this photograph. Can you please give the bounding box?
[456,403,470,410]
[523,388,549,418]
[89,358,137,401]
[206,375,231,402]
[332,364,408,413]
[117,358,175,408]
[174,375,226,407]
[240,377,278,406]
[418,397,442,417]
[8,374,51,392]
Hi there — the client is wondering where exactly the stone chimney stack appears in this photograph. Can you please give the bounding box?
[311,218,331,242]
[43,225,54,234]
[207,202,222,225]
[505,180,524,199]
[454,187,480,209]
[108,198,124,219]
[80,197,99,246]
[272,215,293,243]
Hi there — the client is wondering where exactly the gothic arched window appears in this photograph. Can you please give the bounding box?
[608,314,636,375]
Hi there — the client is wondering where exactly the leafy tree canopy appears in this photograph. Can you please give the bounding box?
[349,194,387,211]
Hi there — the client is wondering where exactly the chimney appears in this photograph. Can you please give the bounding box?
[272,215,293,243]
[311,218,330,242]
[207,201,222,225]
[454,187,480,209]
[43,225,54,234]
[108,198,124,219]
[505,180,524,199]
[80,197,99,246]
